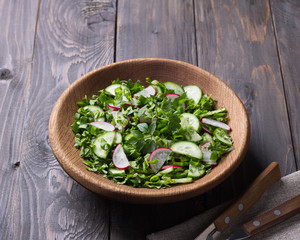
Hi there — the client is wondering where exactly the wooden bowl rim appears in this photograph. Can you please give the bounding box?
[49,58,250,204]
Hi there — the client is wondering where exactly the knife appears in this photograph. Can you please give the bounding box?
[227,193,300,239]
[195,162,281,240]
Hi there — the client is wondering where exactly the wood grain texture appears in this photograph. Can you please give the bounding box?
[113,1,198,238]
[0,1,39,239]
[270,0,300,169]
[1,0,116,239]
[194,0,297,207]
[116,0,197,64]
[49,59,250,202]
[1,0,299,239]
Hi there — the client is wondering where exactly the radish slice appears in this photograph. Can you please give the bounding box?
[202,125,212,135]
[89,121,115,131]
[107,103,121,110]
[161,165,183,170]
[134,86,156,98]
[166,93,186,111]
[201,118,231,131]
[200,142,217,166]
[166,93,180,99]
[149,148,172,173]
[112,144,130,169]
[111,111,128,130]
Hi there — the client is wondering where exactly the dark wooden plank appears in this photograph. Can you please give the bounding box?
[0,1,40,239]
[270,0,300,169]
[194,0,297,207]
[116,0,197,64]
[111,1,200,239]
[1,0,116,239]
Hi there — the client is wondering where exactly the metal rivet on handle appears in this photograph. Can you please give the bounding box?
[274,210,281,215]
[253,220,260,226]
[238,203,244,211]
[225,216,230,224]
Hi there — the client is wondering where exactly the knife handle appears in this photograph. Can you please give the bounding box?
[242,194,300,236]
[214,162,281,231]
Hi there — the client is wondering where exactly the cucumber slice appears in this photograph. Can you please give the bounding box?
[180,113,200,131]
[163,82,184,94]
[105,84,129,96]
[114,132,122,144]
[83,105,105,121]
[93,131,116,158]
[184,85,202,104]
[170,141,203,159]
[188,164,206,178]
[151,85,162,94]
[169,178,193,184]
[185,130,202,143]
[214,128,233,146]
[109,168,125,177]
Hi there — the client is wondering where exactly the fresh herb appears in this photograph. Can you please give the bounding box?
[72,79,234,188]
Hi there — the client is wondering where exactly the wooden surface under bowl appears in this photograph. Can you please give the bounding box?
[48,58,250,204]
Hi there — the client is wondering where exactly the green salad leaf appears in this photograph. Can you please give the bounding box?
[72,79,234,189]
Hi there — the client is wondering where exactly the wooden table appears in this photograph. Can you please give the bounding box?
[1,0,299,239]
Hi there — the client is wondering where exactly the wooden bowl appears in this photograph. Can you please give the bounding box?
[49,58,250,204]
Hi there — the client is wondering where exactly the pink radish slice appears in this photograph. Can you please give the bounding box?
[166,93,186,111]
[107,103,121,110]
[202,125,212,135]
[133,86,156,98]
[166,93,180,99]
[201,118,231,131]
[149,148,172,173]
[89,121,115,131]
[112,144,131,169]
[161,165,183,169]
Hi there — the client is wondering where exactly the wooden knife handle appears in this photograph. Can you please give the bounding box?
[243,194,300,236]
[214,162,281,231]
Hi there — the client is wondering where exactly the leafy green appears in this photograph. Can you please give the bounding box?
[72,79,233,189]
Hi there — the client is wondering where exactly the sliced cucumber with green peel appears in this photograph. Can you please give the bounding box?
[163,82,184,94]
[180,113,200,131]
[185,130,202,142]
[109,168,125,177]
[214,128,233,146]
[168,178,193,184]
[170,141,203,159]
[188,164,205,178]
[105,84,129,96]
[151,85,162,94]
[83,105,105,121]
[114,132,122,144]
[184,85,202,104]
[93,131,116,158]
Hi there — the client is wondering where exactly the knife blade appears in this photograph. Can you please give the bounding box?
[194,162,281,240]
[227,194,300,240]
